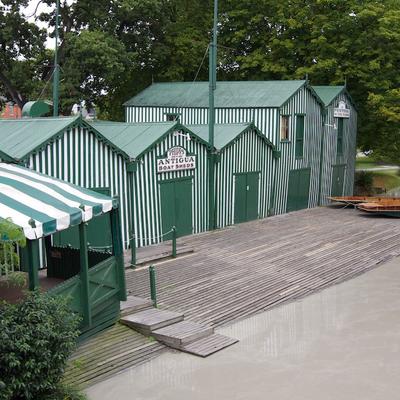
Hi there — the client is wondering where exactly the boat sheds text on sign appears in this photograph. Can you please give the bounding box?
[334,101,350,118]
[157,146,196,173]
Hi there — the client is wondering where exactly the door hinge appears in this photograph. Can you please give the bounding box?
[247,185,250,191]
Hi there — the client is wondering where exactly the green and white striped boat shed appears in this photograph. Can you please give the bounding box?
[0,116,131,248]
[90,120,274,246]
[312,86,358,203]
[124,80,358,213]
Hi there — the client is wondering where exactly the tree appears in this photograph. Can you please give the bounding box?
[0,0,47,108]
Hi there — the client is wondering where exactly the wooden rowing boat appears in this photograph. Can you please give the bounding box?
[328,196,400,205]
[357,201,400,217]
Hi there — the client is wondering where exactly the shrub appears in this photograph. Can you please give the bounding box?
[354,171,374,195]
[0,291,81,400]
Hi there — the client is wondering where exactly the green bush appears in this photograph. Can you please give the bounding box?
[354,171,374,195]
[0,291,81,400]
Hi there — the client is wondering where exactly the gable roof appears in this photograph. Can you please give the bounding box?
[312,86,347,107]
[0,116,129,162]
[88,121,209,159]
[0,162,116,240]
[123,80,308,108]
[0,116,79,161]
[186,124,274,151]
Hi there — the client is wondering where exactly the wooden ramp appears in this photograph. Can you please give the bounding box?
[64,323,166,389]
[121,308,238,357]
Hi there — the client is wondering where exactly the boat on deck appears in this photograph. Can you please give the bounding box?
[328,196,400,206]
[357,201,400,218]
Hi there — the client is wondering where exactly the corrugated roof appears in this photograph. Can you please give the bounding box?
[312,86,345,106]
[88,121,180,159]
[123,81,307,108]
[0,116,79,160]
[90,120,273,157]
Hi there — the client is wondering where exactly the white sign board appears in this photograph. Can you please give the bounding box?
[157,146,196,173]
[334,101,350,118]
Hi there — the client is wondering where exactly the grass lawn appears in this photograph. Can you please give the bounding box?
[372,170,400,191]
[355,157,379,170]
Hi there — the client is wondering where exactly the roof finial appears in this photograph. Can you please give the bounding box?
[344,77,347,88]
[305,73,309,82]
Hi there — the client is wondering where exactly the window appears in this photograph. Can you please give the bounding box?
[165,112,180,122]
[337,118,344,156]
[295,115,305,158]
[280,116,289,140]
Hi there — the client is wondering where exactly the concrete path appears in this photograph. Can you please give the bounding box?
[87,256,400,400]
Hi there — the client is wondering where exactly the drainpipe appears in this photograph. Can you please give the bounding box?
[317,108,327,206]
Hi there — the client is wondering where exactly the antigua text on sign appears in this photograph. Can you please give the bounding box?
[157,146,196,173]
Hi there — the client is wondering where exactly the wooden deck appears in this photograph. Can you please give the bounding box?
[69,206,400,388]
[64,323,166,388]
[126,207,400,327]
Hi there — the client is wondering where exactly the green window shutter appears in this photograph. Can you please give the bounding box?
[337,119,344,156]
[295,115,304,158]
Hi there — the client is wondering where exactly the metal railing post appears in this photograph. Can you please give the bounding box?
[130,232,136,269]
[149,265,157,307]
[172,226,177,258]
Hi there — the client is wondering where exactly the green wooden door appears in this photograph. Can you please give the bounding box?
[234,174,247,223]
[234,172,259,223]
[160,178,193,239]
[246,172,259,221]
[53,187,112,251]
[331,165,346,197]
[287,168,311,212]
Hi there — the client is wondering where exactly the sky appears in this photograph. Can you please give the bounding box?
[22,0,75,48]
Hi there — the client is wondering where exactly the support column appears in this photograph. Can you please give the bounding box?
[79,223,91,328]
[110,200,127,301]
[27,239,39,291]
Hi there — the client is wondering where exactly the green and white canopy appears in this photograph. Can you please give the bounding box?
[0,163,117,240]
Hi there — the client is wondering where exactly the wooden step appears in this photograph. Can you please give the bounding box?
[180,334,238,357]
[152,320,213,348]
[120,296,153,317]
[120,308,184,335]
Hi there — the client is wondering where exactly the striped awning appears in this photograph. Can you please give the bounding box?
[0,163,117,240]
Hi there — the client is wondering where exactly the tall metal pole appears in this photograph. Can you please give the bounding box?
[53,0,60,117]
[208,0,218,230]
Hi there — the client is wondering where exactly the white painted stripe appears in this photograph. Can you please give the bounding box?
[1,163,112,212]
[0,203,42,240]
[0,184,71,231]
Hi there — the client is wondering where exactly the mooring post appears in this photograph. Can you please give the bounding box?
[130,232,136,269]
[149,265,157,307]
[172,226,177,258]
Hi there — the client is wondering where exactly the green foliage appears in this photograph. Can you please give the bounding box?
[0,291,80,400]
[354,171,374,195]
[1,0,400,160]
[0,218,26,277]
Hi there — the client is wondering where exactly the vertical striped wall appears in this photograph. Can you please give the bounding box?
[24,123,130,249]
[275,87,323,214]
[125,86,357,219]
[319,93,358,204]
[126,106,279,146]
[215,129,274,228]
[132,130,209,247]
